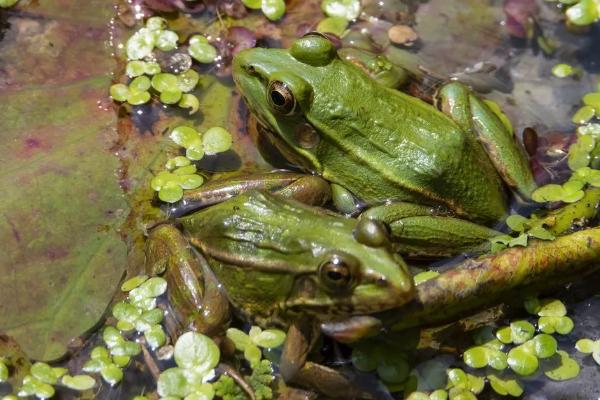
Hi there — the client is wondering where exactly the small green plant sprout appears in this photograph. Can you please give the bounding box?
[575,338,600,366]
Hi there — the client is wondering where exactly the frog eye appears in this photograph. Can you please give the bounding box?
[319,253,358,292]
[267,80,296,115]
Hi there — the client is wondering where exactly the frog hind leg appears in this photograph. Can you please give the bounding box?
[145,224,231,336]
[361,202,501,257]
[437,82,537,200]
[280,318,391,399]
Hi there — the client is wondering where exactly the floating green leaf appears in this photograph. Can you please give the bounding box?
[61,375,96,391]
[551,63,576,78]
[188,35,217,64]
[544,350,580,381]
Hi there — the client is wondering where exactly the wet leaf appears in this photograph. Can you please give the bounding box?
[0,1,127,361]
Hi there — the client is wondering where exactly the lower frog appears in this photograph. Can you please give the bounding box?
[147,189,414,399]
[230,33,537,257]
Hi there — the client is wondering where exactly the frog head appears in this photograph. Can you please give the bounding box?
[232,34,340,173]
[180,191,415,323]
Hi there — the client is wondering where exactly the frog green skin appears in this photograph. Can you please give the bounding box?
[146,189,414,399]
[231,33,537,257]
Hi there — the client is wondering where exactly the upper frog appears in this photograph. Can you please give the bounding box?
[232,34,536,226]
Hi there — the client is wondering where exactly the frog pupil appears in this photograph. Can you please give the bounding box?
[271,90,286,106]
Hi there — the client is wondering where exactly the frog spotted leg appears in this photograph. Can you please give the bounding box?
[145,224,231,336]
[360,202,502,258]
[437,82,537,200]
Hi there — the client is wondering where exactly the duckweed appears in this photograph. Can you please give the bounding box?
[145,324,167,349]
[350,339,412,385]
[496,321,535,344]
[316,16,349,36]
[61,374,96,391]
[575,338,600,365]
[121,274,149,292]
[321,0,361,20]
[487,374,523,397]
[146,16,168,31]
[188,35,218,64]
[227,326,286,367]
[572,105,596,124]
[445,368,484,395]
[152,73,179,93]
[262,0,287,21]
[109,83,130,102]
[565,0,599,25]
[177,69,200,92]
[179,93,200,114]
[551,63,577,78]
[462,344,508,370]
[507,345,538,376]
[544,351,580,381]
[156,30,179,52]
[538,316,574,335]
[126,90,152,105]
[241,0,262,9]
[160,90,182,104]
[203,127,234,154]
[126,28,157,60]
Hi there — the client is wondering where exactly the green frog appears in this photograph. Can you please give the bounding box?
[231,33,537,257]
[145,33,538,397]
[146,189,414,399]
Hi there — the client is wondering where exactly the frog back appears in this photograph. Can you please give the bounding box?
[308,59,507,223]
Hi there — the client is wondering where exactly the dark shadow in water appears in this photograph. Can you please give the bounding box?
[576,24,600,73]
[195,150,242,172]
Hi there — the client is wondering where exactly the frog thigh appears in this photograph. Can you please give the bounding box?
[361,202,501,257]
[437,82,537,200]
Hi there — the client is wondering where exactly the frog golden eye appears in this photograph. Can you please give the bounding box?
[319,253,357,292]
[267,81,296,115]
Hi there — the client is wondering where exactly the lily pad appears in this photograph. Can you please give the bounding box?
[0,0,127,361]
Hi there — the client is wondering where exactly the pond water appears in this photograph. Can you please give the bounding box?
[1,0,600,399]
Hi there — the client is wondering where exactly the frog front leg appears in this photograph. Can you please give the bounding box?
[280,317,391,400]
[145,224,231,336]
[360,202,502,257]
[437,82,537,200]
